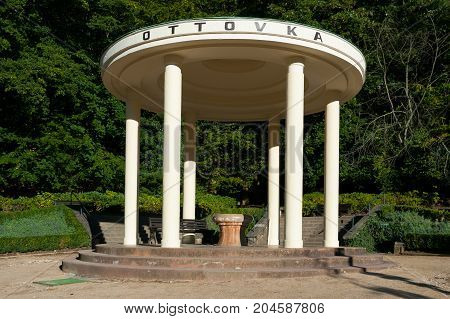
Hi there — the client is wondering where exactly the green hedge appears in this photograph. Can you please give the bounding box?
[0,206,90,253]
[0,191,436,217]
[301,191,431,216]
[403,233,450,253]
[204,207,265,235]
[0,191,164,214]
[195,192,237,216]
[391,205,449,221]
[344,206,450,252]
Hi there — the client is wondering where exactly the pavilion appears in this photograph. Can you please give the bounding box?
[100,17,366,249]
[61,18,398,281]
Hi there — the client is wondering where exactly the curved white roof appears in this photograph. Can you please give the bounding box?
[101,18,366,121]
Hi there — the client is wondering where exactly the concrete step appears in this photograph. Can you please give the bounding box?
[62,245,394,281]
[95,245,337,258]
[95,221,151,245]
[78,251,352,269]
[62,259,365,281]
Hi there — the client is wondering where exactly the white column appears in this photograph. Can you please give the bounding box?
[284,61,304,248]
[267,119,280,246]
[324,100,340,247]
[123,102,140,246]
[162,56,182,248]
[182,113,196,220]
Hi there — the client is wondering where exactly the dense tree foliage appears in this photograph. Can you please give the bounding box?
[0,0,448,201]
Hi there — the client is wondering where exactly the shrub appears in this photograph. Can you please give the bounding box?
[0,206,90,253]
[1,191,433,218]
[344,225,376,252]
[403,233,450,252]
[303,193,324,216]
[139,193,162,214]
[204,207,265,235]
[338,192,426,214]
[392,205,449,221]
[0,192,57,212]
[339,193,378,213]
[344,206,450,252]
[301,192,428,216]
[196,192,237,217]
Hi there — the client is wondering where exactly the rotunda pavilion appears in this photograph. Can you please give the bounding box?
[100,17,366,249]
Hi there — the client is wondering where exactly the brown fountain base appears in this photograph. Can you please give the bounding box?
[61,244,395,281]
[213,214,244,247]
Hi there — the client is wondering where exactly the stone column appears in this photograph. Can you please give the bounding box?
[284,61,304,248]
[123,101,141,246]
[183,112,196,220]
[162,56,182,248]
[324,100,340,247]
[267,118,280,246]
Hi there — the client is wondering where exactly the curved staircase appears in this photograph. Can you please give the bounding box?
[62,244,395,281]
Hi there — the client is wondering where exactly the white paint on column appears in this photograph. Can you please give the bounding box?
[284,62,304,248]
[267,119,280,246]
[123,102,140,246]
[183,112,196,220]
[162,58,182,248]
[324,100,340,248]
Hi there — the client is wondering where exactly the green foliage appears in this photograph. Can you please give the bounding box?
[0,191,434,219]
[339,192,426,214]
[403,233,450,253]
[344,224,376,253]
[392,205,449,222]
[204,207,265,235]
[302,191,428,216]
[196,192,237,216]
[0,205,90,253]
[0,191,163,214]
[345,206,450,252]
[0,0,448,201]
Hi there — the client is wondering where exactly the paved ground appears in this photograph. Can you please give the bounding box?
[0,251,448,299]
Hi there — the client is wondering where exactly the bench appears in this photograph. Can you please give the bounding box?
[148,217,208,245]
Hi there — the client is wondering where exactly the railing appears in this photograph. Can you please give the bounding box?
[54,192,97,247]
[342,204,383,241]
[246,207,268,246]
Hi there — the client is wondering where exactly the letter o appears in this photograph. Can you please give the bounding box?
[225,21,235,31]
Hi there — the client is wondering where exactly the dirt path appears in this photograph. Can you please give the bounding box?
[0,252,448,299]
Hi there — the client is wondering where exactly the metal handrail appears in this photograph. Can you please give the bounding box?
[342,204,384,240]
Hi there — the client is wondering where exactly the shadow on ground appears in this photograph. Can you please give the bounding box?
[364,271,449,296]
[330,269,448,299]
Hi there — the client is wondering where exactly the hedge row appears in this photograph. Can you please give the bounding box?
[303,191,435,216]
[0,206,90,253]
[403,233,450,253]
[204,207,265,235]
[344,206,450,252]
[0,191,237,216]
[390,205,449,221]
[0,191,438,216]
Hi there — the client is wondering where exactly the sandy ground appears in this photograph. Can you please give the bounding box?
[0,251,448,299]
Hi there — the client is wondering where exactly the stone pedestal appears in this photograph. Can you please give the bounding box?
[213,214,244,247]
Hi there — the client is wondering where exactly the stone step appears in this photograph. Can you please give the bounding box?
[101,234,125,239]
[95,244,337,258]
[304,240,324,244]
[78,251,353,269]
[353,261,397,271]
[349,254,385,264]
[100,231,124,236]
[62,259,365,281]
[95,221,152,245]
[337,247,368,256]
[61,245,394,281]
